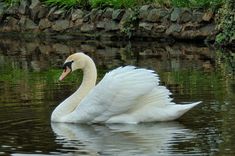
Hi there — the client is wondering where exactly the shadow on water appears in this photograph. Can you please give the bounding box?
[0,36,234,155]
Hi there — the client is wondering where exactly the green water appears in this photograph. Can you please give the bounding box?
[0,37,234,155]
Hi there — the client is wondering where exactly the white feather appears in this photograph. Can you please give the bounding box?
[52,53,201,124]
[62,66,200,123]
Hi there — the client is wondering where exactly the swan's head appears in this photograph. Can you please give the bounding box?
[59,53,87,81]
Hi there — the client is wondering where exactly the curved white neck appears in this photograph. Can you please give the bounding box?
[51,56,97,122]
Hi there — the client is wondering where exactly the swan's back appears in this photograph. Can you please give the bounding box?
[62,66,200,123]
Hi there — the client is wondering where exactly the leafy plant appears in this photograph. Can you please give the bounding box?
[121,8,139,38]
[215,0,235,46]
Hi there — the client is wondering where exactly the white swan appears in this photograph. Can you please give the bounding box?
[51,52,201,124]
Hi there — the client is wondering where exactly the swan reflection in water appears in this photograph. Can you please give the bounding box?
[51,122,197,155]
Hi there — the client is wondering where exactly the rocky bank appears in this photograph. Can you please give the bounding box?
[0,0,217,43]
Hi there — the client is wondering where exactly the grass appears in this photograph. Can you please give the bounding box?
[41,0,90,9]
[44,0,79,8]
[89,0,154,9]
[170,0,223,9]
[32,0,225,9]
[1,0,225,9]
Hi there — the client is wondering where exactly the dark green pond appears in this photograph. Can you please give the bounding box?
[0,36,234,155]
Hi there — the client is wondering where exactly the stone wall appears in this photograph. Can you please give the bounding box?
[0,0,217,42]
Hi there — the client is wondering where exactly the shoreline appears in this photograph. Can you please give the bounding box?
[0,1,219,44]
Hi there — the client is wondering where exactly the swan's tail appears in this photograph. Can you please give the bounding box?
[106,101,201,123]
[181,101,201,110]
[155,101,202,121]
[145,101,202,122]
[173,101,202,118]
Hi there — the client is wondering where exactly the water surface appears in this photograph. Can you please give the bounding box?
[0,37,234,155]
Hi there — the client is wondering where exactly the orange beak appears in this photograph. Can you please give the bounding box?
[59,67,71,81]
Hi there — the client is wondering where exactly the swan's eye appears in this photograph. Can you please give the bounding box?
[63,61,74,71]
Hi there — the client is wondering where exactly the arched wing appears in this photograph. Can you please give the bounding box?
[67,66,160,123]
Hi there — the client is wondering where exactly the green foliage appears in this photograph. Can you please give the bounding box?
[88,0,224,9]
[89,0,110,8]
[121,8,139,38]
[170,0,223,9]
[215,0,235,46]
[43,0,78,8]
[2,0,20,7]
[2,0,224,9]
[89,0,152,9]
[42,0,89,9]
